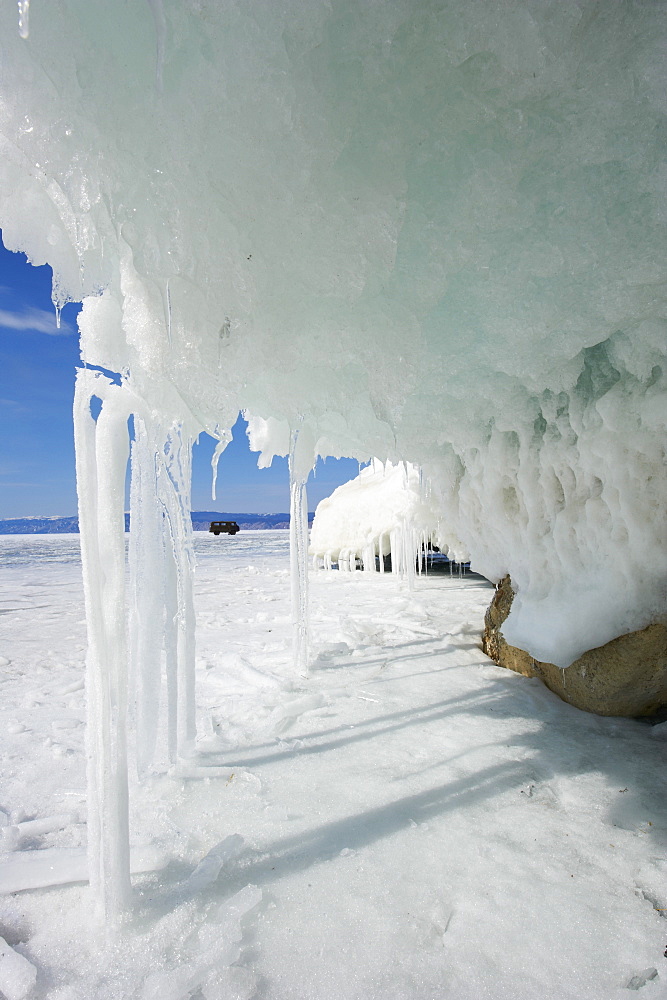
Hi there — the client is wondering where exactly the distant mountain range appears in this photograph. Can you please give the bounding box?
[0,511,314,534]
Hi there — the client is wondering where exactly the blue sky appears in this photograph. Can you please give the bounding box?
[0,233,361,517]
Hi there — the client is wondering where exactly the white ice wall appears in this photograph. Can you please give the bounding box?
[0,0,664,666]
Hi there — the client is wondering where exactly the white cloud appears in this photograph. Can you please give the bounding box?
[0,306,75,335]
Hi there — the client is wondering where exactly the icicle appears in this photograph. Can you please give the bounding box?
[210,429,232,501]
[54,303,61,330]
[163,538,179,765]
[405,524,416,590]
[289,426,309,674]
[74,370,132,928]
[130,418,198,774]
[17,0,29,39]
[159,425,197,761]
[128,416,165,777]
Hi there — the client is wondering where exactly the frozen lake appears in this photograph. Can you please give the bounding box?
[0,529,293,566]
[0,533,665,999]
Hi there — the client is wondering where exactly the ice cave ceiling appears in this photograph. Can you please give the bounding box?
[0,0,665,665]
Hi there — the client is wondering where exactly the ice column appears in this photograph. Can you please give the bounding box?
[159,426,197,762]
[129,418,197,771]
[289,425,311,674]
[129,416,164,776]
[74,370,132,926]
[76,365,199,925]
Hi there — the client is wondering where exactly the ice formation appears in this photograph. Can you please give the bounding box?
[0,0,665,920]
[310,460,450,577]
[0,935,36,1000]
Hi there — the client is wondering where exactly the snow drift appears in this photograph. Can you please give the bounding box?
[0,0,665,918]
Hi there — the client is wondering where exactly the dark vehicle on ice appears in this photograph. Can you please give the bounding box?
[209,521,240,535]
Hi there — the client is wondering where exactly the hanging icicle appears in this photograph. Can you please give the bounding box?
[128,416,165,778]
[74,369,133,928]
[288,422,310,675]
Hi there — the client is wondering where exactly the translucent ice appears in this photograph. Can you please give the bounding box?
[0,845,167,894]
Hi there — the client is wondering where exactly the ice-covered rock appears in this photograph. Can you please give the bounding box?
[483,576,667,717]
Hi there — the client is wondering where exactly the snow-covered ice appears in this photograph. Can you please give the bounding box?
[0,533,665,998]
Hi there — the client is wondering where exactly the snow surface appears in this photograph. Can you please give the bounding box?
[1,534,666,999]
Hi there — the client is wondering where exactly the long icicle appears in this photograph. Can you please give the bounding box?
[159,424,197,763]
[129,416,165,777]
[74,370,131,928]
[289,426,309,675]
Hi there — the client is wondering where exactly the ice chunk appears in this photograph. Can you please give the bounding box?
[0,845,167,894]
[2,813,77,851]
[0,936,36,1000]
[269,693,326,735]
[626,968,658,990]
[167,835,244,904]
[142,885,262,1000]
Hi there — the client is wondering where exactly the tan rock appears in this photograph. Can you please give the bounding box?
[482,576,667,716]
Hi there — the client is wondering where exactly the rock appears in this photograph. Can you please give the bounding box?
[482,576,667,717]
